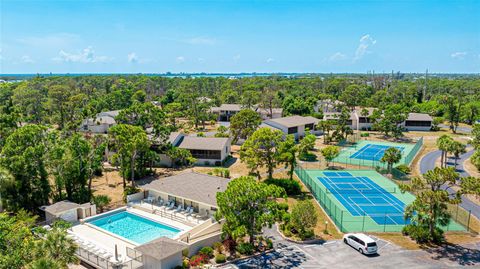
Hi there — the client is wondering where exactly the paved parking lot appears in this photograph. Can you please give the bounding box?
[220,230,480,269]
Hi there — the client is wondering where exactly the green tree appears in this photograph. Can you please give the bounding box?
[109,124,150,188]
[290,200,318,237]
[37,227,78,268]
[321,145,340,167]
[229,109,262,143]
[381,147,402,173]
[400,167,460,243]
[372,104,408,138]
[0,125,51,211]
[220,89,239,104]
[448,140,466,168]
[298,131,316,161]
[278,135,298,180]
[166,146,196,168]
[318,120,334,144]
[436,135,453,168]
[215,176,286,244]
[460,176,480,198]
[92,195,111,213]
[441,95,462,133]
[163,102,183,128]
[240,128,283,179]
[214,125,229,138]
[240,90,260,109]
[116,102,169,140]
[471,124,480,150]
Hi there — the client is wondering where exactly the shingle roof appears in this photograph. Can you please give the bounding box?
[135,237,187,259]
[264,115,320,128]
[178,136,230,151]
[42,201,80,214]
[210,104,242,112]
[406,113,433,121]
[168,132,184,146]
[141,172,231,206]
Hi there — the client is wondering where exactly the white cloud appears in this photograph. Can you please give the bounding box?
[176,56,185,63]
[329,52,347,61]
[266,58,275,63]
[127,52,138,63]
[53,46,109,63]
[17,33,80,48]
[233,54,241,62]
[354,34,376,61]
[451,51,467,60]
[21,55,34,63]
[185,36,217,45]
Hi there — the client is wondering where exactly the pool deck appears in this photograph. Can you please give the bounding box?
[70,207,202,263]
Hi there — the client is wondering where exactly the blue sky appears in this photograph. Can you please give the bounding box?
[1,0,479,73]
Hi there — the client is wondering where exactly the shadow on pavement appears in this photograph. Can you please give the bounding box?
[425,243,480,266]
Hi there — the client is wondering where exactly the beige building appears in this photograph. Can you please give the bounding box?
[41,200,97,224]
[263,115,321,139]
[141,171,231,218]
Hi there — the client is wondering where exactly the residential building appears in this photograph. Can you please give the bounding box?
[263,115,321,139]
[314,99,344,113]
[141,171,231,217]
[79,110,121,134]
[178,136,231,166]
[210,103,283,121]
[401,113,433,131]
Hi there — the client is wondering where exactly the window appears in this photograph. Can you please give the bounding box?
[367,242,377,247]
[305,123,314,131]
[188,149,221,160]
[287,127,298,134]
[405,120,431,127]
[359,117,371,123]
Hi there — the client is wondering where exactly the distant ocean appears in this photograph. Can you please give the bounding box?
[0,73,305,81]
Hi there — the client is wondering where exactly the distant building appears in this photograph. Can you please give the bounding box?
[314,99,344,113]
[210,103,283,121]
[79,110,121,134]
[401,113,433,131]
[154,132,231,166]
[40,200,96,224]
[263,115,321,139]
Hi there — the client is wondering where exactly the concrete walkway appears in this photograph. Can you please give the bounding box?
[420,149,480,219]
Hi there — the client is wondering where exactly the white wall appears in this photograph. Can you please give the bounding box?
[142,253,183,269]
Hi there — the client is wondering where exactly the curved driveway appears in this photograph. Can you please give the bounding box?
[420,149,480,219]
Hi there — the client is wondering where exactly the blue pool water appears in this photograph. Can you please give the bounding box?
[88,211,182,244]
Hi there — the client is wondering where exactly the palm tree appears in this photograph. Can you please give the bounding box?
[449,141,467,168]
[436,135,453,168]
[39,228,79,268]
[26,258,62,269]
[381,147,402,174]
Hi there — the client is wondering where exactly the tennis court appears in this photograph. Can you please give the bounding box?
[350,144,405,161]
[318,171,406,225]
[294,167,467,232]
[332,139,421,168]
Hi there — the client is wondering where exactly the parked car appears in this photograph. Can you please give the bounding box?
[343,233,378,255]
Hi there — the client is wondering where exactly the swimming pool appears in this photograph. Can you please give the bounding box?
[88,211,182,244]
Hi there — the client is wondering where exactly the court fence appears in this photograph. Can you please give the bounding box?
[294,164,474,233]
[332,136,424,169]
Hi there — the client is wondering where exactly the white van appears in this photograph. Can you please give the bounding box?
[343,233,378,255]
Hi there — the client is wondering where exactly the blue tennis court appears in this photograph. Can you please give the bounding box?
[317,171,407,225]
[350,144,405,161]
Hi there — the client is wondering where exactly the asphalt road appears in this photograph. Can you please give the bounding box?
[419,149,480,219]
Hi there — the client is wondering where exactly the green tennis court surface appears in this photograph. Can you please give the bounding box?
[295,168,466,233]
[333,139,422,168]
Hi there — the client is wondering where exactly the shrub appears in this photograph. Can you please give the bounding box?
[198,246,214,258]
[189,254,209,267]
[92,194,111,213]
[265,238,273,249]
[299,229,315,240]
[213,242,223,254]
[290,200,318,235]
[123,186,141,202]
[236,242,254,255]
[215,254,226,264]
[264,178,301,196]
[182,249,189,257]
[360,132,369,137]
[395,164,411,174]
[402,224,444,244]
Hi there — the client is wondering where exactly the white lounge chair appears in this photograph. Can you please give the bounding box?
[175,205,183,212]
[167,202,175,210]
